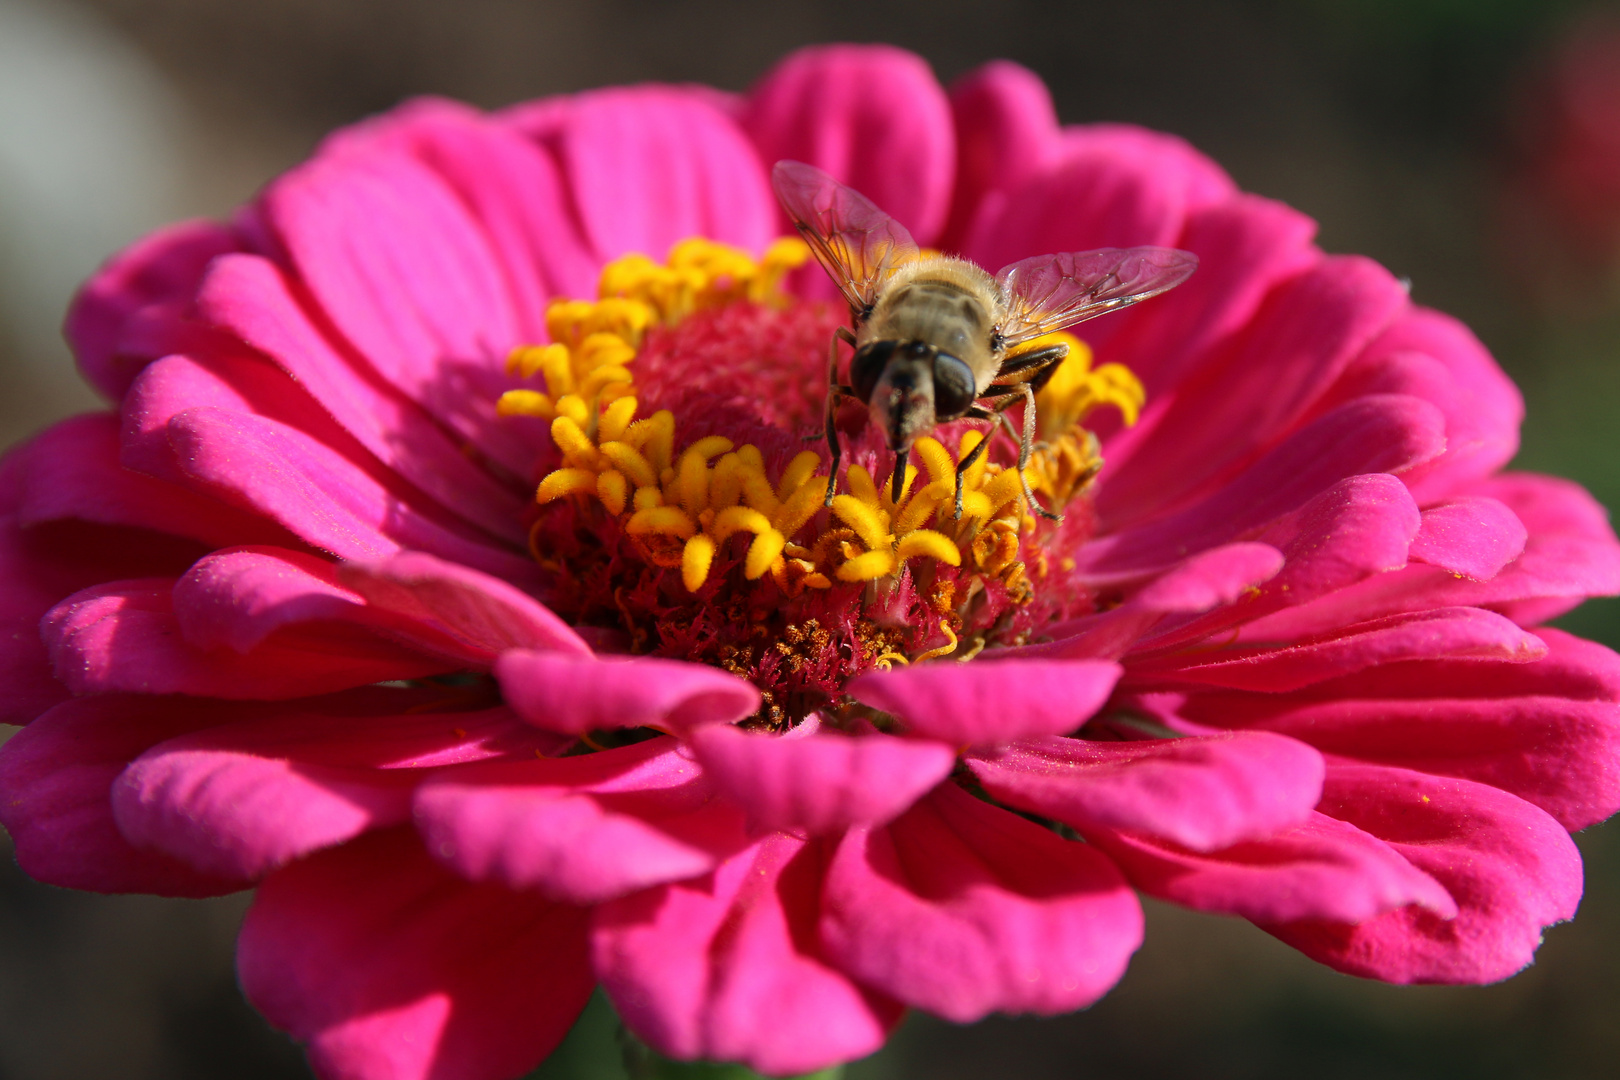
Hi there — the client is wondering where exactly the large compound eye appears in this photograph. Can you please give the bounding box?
[850,341,895,403]
[933,352,976,418]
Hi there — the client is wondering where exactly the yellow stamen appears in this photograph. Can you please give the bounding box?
[495,389,552,418]
[536,468,598,503]
[914,620,960,663]
[837,549,899,582]
[830,495,891,553]
[682,535,716,593]
[897,529,961,567]
[627,505,697,540]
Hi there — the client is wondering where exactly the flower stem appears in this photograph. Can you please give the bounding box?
[527,990,844,1080]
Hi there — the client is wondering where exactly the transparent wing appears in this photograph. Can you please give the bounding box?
[996,247,1199,349]
[771,160,920,312]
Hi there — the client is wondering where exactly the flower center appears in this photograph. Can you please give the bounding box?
[503,238,1144,727]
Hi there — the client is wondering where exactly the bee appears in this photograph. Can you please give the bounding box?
[772,159,1198,519]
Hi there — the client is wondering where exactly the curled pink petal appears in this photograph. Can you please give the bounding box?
[338,551,590,658]
[0,695,251,896]
[495,650,759,734]
[942,61,1060,250]
[688,724,955,834]
[45,579,452,699]
[1267,764,1583,984]
[819,782,1141,1022]
[847,659,1122,744]
[548,87,775,262]
[197,252,530,541]
[1090,810,1456,925]
[1130,607,1547,693]
[65,219,242,401]
[1188,632,1620,831]
[112,704,546,880]
[415,737,752,903]
[14,413,294,547]
[592,833,902,1076]
[968,730,1325,852]
[1407,496,1528,581]
[240,828,592,1080]
[745,44,955,247]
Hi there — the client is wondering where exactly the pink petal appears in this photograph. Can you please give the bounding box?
[968,730,1324,852]
[415,737,752,903]
[1128,607,1546,693]
[495,650,759,734]
[592,833,902,1075]
[0,512,205,725]
[1406,496,1528,580]
[819,781,1140,1022]
[261,146,539,475]
[745,44,955,248]
[549,86,775,261]
[1231,472,1620,641]
[941,61,1061,250]
[0,695,249,896]
[1078,395,1443,579]
[1059,124,1235,209]
[1246,625,1620,704]
[45,579,452,699]
[173,546,377,653]
[112,704,546,880]
[1104,194,1319,397]
[1267,764,1582,984]
[13,413,294,547]
[1176,629,1620,831]
[1108,473,1421,658]
[122,352,534,582]
[1479,472,1620,623]
[240,828,592,1080]
[1032,541,1284,660]
[174,546,549,667]
[1088,810,1455,924]
[65,219,241,401]
[1348,306,1523,504]
[687,724,955,834]
[1098,257,1411,528]
[378,98,599,324]
[197,252,529,543]
[963,132,1192,273]
[847,658,1122,744]
[166,404,534,581]
[338,551,590,658]
[121,349,367,488]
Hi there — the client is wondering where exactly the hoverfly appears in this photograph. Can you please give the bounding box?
[771,159,1198,520]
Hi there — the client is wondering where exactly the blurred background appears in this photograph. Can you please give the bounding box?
[2,0,1620,1076]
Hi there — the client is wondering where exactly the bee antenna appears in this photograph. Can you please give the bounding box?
[892,447,909,504]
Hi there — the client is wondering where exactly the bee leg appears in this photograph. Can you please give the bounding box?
[892,446,910,504]
[951,432,994,519]
[994,342,1068,379]
[1015,381,1062,523]
[823,326,859,506]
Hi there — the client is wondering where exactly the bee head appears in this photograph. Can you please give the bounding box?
[855,340,943,453]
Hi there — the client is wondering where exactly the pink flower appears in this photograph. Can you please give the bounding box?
[3,43,1620,1080]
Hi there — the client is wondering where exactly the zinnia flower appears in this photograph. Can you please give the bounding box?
[3,43,1620,1080]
